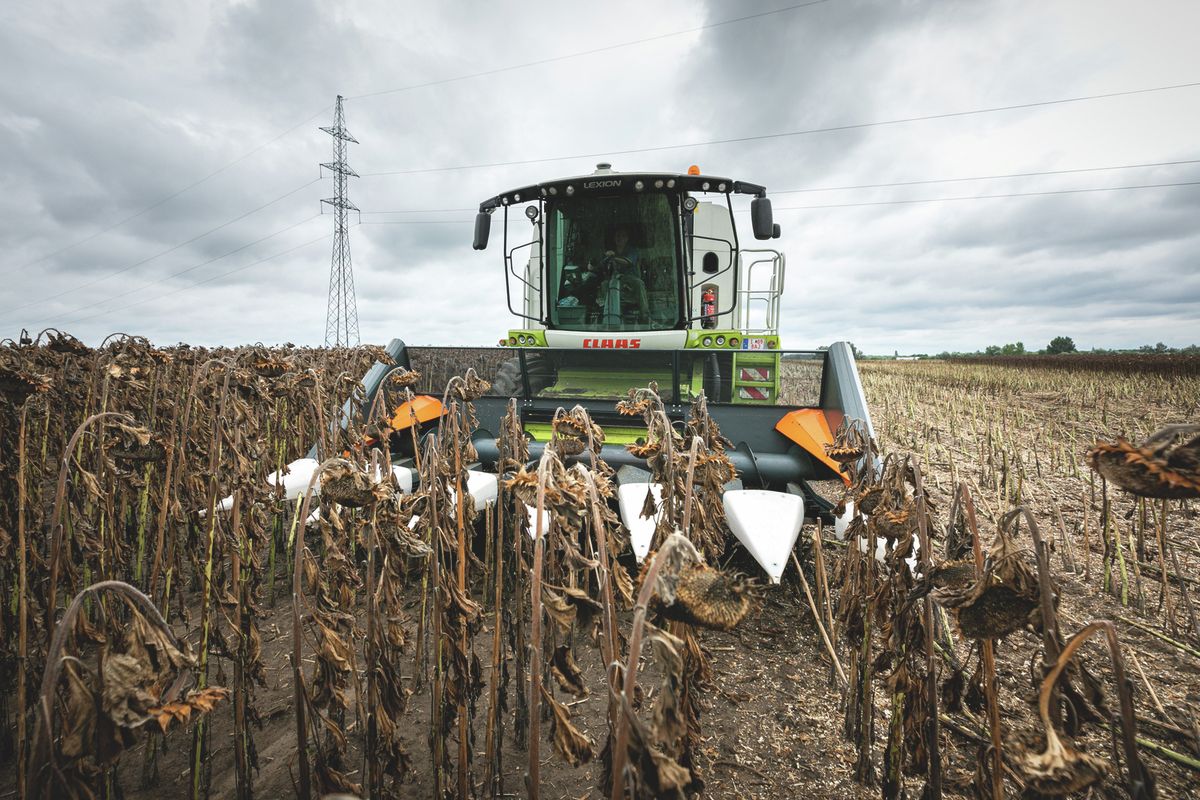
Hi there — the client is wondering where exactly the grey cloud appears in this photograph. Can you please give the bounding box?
[1,0,1198,353]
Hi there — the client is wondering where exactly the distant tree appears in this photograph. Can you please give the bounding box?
[1046,335,1077,354]
[982,342,1026,356]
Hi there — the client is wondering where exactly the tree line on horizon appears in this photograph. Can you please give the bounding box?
[868,337,1200,360]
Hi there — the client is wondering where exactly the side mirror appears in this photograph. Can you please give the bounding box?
[472,212,492,251]
[750,197,774,240]
[772,223,781,239]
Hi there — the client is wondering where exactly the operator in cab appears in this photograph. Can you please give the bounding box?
[596,223,649,323]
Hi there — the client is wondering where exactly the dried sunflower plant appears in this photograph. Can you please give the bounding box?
[3,332,1186,800]
[0,333,384,800]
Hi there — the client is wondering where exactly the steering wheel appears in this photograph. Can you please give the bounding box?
[600,251,633,275]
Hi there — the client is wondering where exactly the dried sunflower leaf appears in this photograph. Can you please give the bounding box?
[101,653,159,729]
[551,645,589,698]
[539,683,593,767]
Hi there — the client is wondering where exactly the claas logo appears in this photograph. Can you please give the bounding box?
[582,338,642,349]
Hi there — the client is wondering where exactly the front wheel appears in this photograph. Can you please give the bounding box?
[491,353,556,397]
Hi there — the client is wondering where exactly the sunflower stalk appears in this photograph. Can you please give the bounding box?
[191,366,234,800]
[913,462,941,799]
[608,535,689,800]
[960,483,1004,800]
[16,403,30,800]
[527,449,552,800]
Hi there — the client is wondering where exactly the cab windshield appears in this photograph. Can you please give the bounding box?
[545,193,682,331]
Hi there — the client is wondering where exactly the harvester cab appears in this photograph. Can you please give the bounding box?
[473,163,783,377]
[270,165,877,585]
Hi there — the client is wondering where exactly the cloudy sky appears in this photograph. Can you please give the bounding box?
[2,0,1198,354]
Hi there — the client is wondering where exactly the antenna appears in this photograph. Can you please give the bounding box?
[320,95,360,347]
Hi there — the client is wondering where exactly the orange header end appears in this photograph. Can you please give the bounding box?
[390,395,446,431]
[687,164,701,176]
[775,408,851,486]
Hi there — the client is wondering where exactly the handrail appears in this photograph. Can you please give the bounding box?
[736,248,784,334]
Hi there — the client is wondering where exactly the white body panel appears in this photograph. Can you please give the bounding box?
[543,328,688,349]
[523,232,543,321]
[723,489,804,583]
[523,502,552,540]
[271,457,322,501]
[834,501,920,570]
[210,458,413,515]
[617,482,663,562]
[450,470,498,513]
[689,201,738,330]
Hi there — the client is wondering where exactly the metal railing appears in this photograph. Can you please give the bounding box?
[735,248,784,335]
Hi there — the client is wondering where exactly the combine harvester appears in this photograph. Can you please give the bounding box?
[272,164,876,583]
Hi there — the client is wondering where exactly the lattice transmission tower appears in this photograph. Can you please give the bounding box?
[320,95,361,347]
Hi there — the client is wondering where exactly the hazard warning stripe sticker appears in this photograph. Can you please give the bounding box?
[738,387,770,400]
[739,367,770,382]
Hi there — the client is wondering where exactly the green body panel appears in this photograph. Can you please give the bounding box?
[499,327,783,406]
[684,329,780,351]
[503,328,780,352]
[538,366,703,400]
[730,351,782,405]
[505,329,548,346]
[523,421,648,445]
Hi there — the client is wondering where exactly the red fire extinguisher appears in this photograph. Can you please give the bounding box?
[701,285,717,329]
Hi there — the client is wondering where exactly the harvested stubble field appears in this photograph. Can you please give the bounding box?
[0,334,1197,800]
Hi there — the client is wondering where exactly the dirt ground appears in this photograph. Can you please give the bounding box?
[107,544,878,799]
[859,360,1200,798]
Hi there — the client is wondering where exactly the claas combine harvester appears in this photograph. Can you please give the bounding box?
[253,164,876,583]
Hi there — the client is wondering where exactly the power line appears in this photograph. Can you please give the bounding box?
[773,158,1200,194]
[54,231,331,328]
[23,215,324,326]
[365,177,1200,223]
[360,80,1200,177]
[8,2,832,272]
[6,106,332,275]
[766,179,1200,210]
[346,1,832,101]
[1,178,324,316]
[356,156,1200,214]
[359,219,476,225]
[38,179,1199,327]
[359,219,538,225]
[361,208,474,214]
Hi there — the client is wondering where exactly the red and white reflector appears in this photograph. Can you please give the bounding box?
[739,367,770,382]
[737,386,771,401]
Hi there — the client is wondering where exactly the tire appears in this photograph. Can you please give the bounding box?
[491,353,555,397]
